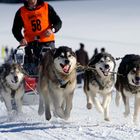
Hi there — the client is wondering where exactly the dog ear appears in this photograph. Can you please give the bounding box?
[51,48,57,56]
[89,53,103,66]
[41,49,54,69]
[0,63,11,78]
[0,66,5,82]
[0,66,4,75]
[71,50,76,57]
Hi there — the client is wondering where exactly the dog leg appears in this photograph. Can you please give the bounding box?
[45,101,51,121]
[0,94,4,102]
[54,99,66,119]
[92,96,104,113]
[55,107,65,119]
[102,93,111,121]
[64,93,74,120]
[41,93,52,120]
[3,95,12,113]
[86,91,93,110]
[61,100,66,111]
[38,94,45,115]
[133,96,140,124]
[115,91,121,106]
[15,98,22,114]
[123,96,130,117]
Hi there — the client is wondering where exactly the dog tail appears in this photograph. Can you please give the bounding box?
[84,70,90,92]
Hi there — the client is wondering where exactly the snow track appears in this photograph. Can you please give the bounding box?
[0,90,140,140]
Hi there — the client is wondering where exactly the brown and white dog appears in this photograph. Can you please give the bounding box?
[84,52,116,121]
[115,54,140,123]
[0,63,24,115]
[37,46,77,120]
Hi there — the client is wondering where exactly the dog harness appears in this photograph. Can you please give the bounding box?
[53,70,70,88]
[90,71,115,90]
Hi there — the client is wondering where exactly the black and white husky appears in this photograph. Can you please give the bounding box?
[0,63,24,115]
[38,46,77,120]
[84,52,116,121]
[115,54,140,123]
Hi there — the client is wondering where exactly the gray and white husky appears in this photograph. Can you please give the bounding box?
[115,54,140,123]
[0,63,24,114]
[84,52,116,121]
[38,46,77,120]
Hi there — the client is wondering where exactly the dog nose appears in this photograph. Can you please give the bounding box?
[135,76,140,82]
[65,59,70,64]
[14,76,18,83]
[105,64,109,69]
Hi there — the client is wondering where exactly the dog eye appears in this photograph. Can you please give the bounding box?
[68,54,72,57]
[100,60,104,63]
[60,55,64,58]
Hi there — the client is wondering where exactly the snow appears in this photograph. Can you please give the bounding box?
[0,0,140,139]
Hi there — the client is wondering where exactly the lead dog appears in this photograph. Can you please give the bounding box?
[0,63,24,114]
[115,54,140,123]
[84,52,116,121]
[38,46,77,120]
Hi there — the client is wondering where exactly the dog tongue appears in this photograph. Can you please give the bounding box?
[63,65,69,73]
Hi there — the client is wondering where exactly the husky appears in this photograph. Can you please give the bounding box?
[115,54,140,123]
[84,52,116,121]
[38,46,77,120]
[0,63,24,115]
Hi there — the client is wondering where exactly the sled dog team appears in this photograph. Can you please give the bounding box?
[0,46,140,124]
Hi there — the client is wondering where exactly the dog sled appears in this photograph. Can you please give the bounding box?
[14,45,50,105]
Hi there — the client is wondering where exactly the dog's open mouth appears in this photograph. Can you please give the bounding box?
[11,79,19,84]
[100,68,110,76]
[11,80,17,83]
[60,64,71,73]
[132,79,140,86]
[11,76,18,83]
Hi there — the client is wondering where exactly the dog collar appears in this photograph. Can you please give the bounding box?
[58,79,70,88]
[53,70,70,88]
[90,71,115,90]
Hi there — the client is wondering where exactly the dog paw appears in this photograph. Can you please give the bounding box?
[64,112,70,120]
[123,112,129,117]
[104,118,110,121]
[133,116,139,125]
[38,107,44,116]
[97,106,104,113]
[55,108,66,119]
[53,111,58,118]
[64,115,70,120]
[38,110,44,116]
[87,103,92,109]
[115,99,120,107]
[45,113,51,121]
